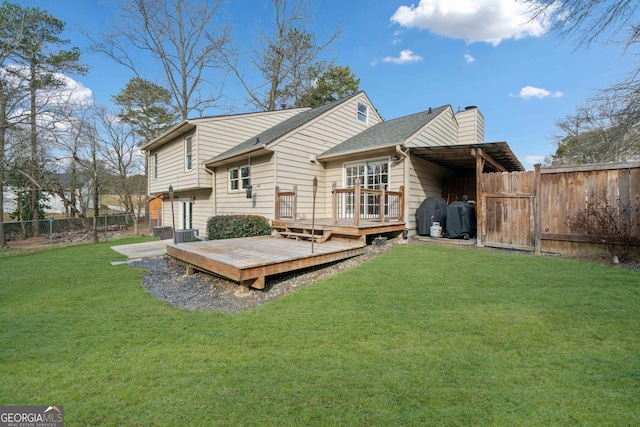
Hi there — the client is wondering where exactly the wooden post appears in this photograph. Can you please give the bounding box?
[332,182,337,224]
[292,185,297,221]
[275,186,280,220]
[380,184,386,223]
[354,178,361,227]
[399,186,405,222]
[474,150,484,247]
[534,163,542,254]
[311,177,317,254]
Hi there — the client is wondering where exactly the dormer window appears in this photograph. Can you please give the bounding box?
[357,101,368,124]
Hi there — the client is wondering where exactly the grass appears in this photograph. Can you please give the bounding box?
[1,241,638,426]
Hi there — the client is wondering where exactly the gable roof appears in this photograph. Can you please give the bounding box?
[318,105,449,159]
[205,92,365,166]
[141,108,308,152]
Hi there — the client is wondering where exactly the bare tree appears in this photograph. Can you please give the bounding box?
[88,0,230,119]
[93,105,146,235]
[548,92,640,165]
[224,0,342,111]
[525,0,640,49]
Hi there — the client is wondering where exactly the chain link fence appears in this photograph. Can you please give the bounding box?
[2,214,132,243]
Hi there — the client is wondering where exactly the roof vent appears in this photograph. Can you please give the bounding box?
[464,105,477,110]
[428,107,432,114]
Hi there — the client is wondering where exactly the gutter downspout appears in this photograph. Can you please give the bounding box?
[395,145,410,233]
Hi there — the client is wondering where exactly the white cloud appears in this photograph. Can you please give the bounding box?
[390,0,553,46]
[510,85,563,99]
[523,155,546,165]
[59,75,93,104]
[464,53,475,63]
[382,49,423,64]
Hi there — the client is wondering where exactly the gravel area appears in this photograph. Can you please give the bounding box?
[129,238,403,313]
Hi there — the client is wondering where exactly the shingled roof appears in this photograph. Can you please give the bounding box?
[318,105,449,158]
[206,92,363,165]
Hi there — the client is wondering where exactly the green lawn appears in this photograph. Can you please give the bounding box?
[1,240,638,426]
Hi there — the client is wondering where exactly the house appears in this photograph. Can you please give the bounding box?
[142,91,523,242]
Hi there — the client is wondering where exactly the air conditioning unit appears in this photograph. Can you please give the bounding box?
[174,229,199,243]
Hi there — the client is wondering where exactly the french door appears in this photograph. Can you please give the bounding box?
[179,200,193,229]
[344,160,389,218]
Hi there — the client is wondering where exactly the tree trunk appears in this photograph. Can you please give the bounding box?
[91,147,99,244]
[30,69,39,237]
[0,98,6,248]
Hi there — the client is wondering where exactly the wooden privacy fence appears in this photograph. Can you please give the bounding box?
[478,162,640,256]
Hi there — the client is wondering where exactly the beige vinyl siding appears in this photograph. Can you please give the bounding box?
[272,93,381,220]
[406,154,453,234]
[323,159,342,218]
[159,188,213,236]
[148,109,303,195]
[214,154,276,219]
[406,108,458,148]
[195,109,303,187]
[149,134,197,194]
[455,107,484,144]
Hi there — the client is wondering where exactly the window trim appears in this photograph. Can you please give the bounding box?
[228,165,251,192]
[357,101,368,124]
[185,135,193,171]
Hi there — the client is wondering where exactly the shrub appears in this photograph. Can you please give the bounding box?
[206,215,272,240]
[570,192,639,263]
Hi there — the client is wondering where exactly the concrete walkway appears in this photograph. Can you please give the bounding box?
[110,239,172,264]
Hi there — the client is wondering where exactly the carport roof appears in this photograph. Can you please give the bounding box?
[412,142,525,172]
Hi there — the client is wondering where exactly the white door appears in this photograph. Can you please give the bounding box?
[179,200,193,229]
[343,160,389,218]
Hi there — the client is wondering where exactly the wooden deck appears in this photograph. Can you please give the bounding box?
[166,236,365,289]
[272,218,406,244]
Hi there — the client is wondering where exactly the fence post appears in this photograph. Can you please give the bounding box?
[534,163,542,254]
[332,182,337,224]
[49,217,54,250]
[475,150,484,247]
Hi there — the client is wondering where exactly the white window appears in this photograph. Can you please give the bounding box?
[185,136,193,171]
[357,101,368,124]
[228,165,250,191]
[179,200,193,229]
[153,152,158,179]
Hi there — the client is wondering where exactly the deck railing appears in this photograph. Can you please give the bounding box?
[332,182,404,226]
[275,180,404,226]
[275,185,297,220]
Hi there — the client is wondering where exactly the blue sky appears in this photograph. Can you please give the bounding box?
[18,0,638,169]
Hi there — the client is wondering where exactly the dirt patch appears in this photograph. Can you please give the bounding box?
[4,226,140,249]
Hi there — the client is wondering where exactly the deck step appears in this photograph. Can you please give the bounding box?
[277,230,332,243]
